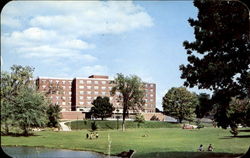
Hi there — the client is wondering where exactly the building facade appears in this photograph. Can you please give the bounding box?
[36,75,156,118]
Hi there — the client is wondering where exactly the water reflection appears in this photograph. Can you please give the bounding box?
[2,146,120,158]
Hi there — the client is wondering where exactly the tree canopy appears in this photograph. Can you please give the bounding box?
[91,96,115,120]
[162,87,198,123]
[111,73,145,131]
[0,65,51,135]
[180,0,250,128]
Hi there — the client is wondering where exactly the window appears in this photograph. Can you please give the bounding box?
[50,96,53,99]
[69,97,72,100]
[68,81,72,84]
[56,80,59,84]
[79,86,84,89]
[87,96,92,100]
[62,81,66,84]
[69,92,72,95]
[150,84,154,88]
[62,86,65,89]
[150,89,153,92]
[150,94,154,97]
[101,86,106,90]
[62,96,66,100]
[80,102,84,105]
[87,81,91,84]
[102,81,106,84]
[145,99,148,102]
[62,102,66,105]
[80,91,84,94]
[150,99,153,102]
[79,80,84,84]
[42,85,46,88]
[87,101,91,105]
[94,81,98,84]
[101,92,106,95]
[80,96,84,100]
[87,91,91,95]
[56,96,59,100]
[94,86,98,90]
[68,102,71,105]
[109,87,112,90]
[87,86,91,89]
[94,91,98,95]
[42,80,46,83]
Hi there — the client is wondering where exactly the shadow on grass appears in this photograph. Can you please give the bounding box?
[239,129,250,132]
[134,151,243,158]
[220,135,250,139]
[1,132,40,137]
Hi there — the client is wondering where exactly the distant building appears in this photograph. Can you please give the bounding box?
[36,75,156,119]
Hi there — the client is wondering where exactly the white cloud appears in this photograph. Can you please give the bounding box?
[1,1,153,64]
[2,1,153,36]
[2,27,96,62]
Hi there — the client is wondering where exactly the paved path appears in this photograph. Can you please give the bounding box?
[59,121,71,131]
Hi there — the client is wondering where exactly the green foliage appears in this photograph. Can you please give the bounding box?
[46,104,62,128]
[111,73,145,131]
[134,114,145,128]
[180,0,250,129]
[14,88,48,135]
[1,65,49,135]
[91,96,115,120]
[162,87,198,123]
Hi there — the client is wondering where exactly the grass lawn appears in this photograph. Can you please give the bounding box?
[1,128,250,158]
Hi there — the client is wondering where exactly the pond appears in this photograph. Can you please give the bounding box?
[2,146,120,158]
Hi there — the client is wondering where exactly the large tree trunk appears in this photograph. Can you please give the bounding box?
[122,105,127,131]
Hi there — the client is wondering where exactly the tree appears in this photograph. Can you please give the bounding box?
[91,96,115,120]
[1,65,50,135]
[0,65,35,134]
[111,73,145,131]
[195,93,212,118]
[162,87,198,123]
[46,104,62,128]
[134,113,145,128]
[180,0,250,128]
[14,88,48,135]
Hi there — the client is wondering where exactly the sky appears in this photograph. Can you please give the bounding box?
[1,1,210,110]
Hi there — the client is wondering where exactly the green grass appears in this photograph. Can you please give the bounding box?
[2,128,250,157]
[66,120,182,130]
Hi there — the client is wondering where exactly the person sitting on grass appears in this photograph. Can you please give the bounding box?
[86,133,89,139]
[96,132,99,138]
[208,144,214,151]
[198,144,204,151]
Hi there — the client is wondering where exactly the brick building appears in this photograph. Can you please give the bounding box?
[36,75,156,119]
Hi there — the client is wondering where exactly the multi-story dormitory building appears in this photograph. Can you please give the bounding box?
[36,75,157,120]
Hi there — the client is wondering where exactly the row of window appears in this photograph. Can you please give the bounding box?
[55,101,71,105]
[42,80,72,84]
[79,96,114,100]
[79,80,108,84]
[42,85,71,89]
[79,85,112,90]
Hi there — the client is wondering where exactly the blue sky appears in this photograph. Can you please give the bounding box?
[1,1,210,110]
